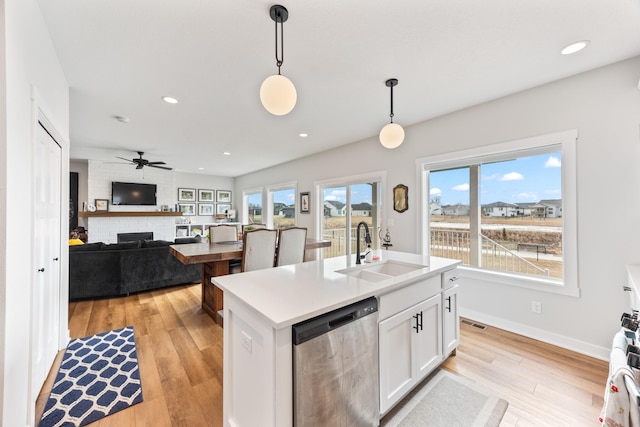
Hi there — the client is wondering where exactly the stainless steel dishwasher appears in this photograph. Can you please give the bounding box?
[292,296,379,426]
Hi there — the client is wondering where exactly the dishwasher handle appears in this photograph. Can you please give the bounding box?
[292,297,378,345]
[329,313,356,329]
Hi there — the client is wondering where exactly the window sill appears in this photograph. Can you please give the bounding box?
[457,266,580,298]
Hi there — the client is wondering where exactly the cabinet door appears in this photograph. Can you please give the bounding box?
[379,304,418,414]
[379,294,444,415]
[442,284,460,356]
[414,295,443,380]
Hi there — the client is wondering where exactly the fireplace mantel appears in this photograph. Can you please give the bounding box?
[79,211,182,218]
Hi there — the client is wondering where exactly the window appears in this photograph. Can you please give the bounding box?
[318,173,385,259]
[267,184,296,229]
[243,190,263,225]
[419,130,578,296]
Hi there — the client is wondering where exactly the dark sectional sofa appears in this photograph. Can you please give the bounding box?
[69,237,202,301]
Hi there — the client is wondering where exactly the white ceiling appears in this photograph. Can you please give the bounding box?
[38,0,640,177]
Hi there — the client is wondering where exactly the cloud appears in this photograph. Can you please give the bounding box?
[452,183,469,191]
[500,172,524,181]
[545,156,561,168]
[430,188,442,196]
[517,192,538,200]
[482,173,500,181]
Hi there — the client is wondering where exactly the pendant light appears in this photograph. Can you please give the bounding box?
[379,78,405,149]
[260,5,297,116]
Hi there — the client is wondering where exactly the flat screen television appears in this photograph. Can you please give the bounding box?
[112,182,157,206]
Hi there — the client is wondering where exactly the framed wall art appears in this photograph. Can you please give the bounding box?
[300,192,310,214]
[178,188,196,202]
[393,184,408,213]
[95,199,109,212]
[198,189,215,202]
[179,203,196,216]
[216,203,231,215]
[216,190,232,203]
[198,203,214,216]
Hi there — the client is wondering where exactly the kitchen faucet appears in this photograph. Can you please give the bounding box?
[356,221,372,265]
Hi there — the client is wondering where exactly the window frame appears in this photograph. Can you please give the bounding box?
[416,129,579,297]
[315,171,386,256]
[266,181,298,228]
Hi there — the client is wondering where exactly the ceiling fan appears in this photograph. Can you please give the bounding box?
[116,151,172,170]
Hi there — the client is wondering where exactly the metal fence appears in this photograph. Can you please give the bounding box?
[430,229,549,277]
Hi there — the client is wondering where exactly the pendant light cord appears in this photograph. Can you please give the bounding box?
[389,84,395,123]
[275,15,284,74]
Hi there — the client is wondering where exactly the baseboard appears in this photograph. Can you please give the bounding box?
[460,308,610,361]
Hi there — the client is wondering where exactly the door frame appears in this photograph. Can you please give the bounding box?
[28,86,70,424]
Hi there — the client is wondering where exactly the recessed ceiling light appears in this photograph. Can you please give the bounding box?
[299,133,308,138]
[162,96,178,104]
[223,152,231,156]
[198,167,204,170]
[561,40,589,55]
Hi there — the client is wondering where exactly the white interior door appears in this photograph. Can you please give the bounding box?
[31,122,62,407]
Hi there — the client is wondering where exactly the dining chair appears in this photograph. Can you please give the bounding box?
[209,225,238,243]
[242,228,278,272]
[276,227,307,266]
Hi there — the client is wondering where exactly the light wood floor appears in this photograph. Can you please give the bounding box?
[38,283,608,426]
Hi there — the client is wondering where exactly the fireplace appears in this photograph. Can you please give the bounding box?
[117,232,154,243]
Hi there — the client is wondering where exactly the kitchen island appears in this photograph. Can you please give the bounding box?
[212,251,460,427]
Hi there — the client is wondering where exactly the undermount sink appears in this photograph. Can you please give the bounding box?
[337,260,427,282]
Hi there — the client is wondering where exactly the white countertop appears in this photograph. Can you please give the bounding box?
[212,251,460,329]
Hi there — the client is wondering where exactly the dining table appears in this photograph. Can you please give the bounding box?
[169,238,331,326]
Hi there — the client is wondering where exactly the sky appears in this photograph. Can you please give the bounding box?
[429,152,562,206]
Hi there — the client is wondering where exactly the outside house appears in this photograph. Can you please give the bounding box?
[538,199,562,218]
[430,202,443,215]
[482,201,518,217]
[442,204,470,216]
[351,202,373,216]
[324,201,346,217]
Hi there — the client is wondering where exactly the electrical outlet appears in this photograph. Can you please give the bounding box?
[531,301,542,314]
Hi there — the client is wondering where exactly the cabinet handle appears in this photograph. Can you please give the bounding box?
[38,268,45,272]
[413,311,423,333]
[449,276,460,282]
[53,257,59,261]
[446,296,452,312]
[624,285,633,292]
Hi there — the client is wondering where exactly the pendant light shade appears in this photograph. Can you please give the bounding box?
[379,78,405,149]
[261,5,297,116]
[379,122,405,149]
[260,74,297,116]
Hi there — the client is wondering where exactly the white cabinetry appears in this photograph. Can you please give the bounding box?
[175,222,240,238]
[378,278,443,415]
[442,270,461,357]
[442,285,460,356]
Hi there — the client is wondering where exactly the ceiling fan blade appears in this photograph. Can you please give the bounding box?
[147,164,173,170]
[147,161,166,165]
[116,156,134,163]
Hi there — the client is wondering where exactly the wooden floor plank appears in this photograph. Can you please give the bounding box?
[37,284,609,426]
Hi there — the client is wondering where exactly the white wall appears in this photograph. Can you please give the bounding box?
[235,56,640,359]
[3,0,70,425]
[84,161,235,241]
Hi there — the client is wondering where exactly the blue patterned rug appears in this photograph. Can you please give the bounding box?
[38,326,143,427]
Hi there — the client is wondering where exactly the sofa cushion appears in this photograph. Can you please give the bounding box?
[69,242,103,252]
[101,241,141,251]
[174,236,201,244]
[141,239,172,248]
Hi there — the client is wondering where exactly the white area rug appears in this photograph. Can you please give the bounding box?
[381,370,508,427]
